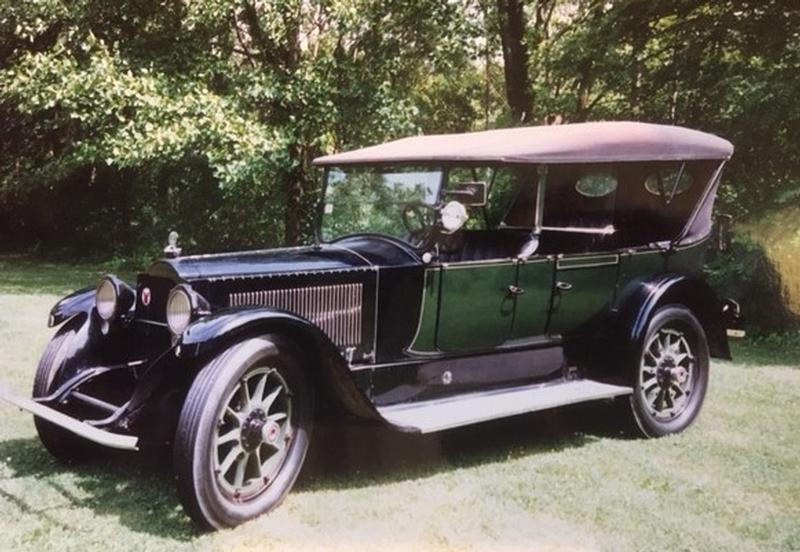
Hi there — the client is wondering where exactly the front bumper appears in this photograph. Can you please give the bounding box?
[0,382,139,450]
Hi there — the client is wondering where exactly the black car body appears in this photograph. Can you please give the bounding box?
[0,121,739,529]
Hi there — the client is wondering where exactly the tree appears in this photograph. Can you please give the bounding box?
[494,0,533,123]
[0,0,477,251]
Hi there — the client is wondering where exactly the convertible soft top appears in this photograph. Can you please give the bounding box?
[313,121,734,166]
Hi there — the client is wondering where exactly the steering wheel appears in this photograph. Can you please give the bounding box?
[401,201,439,248]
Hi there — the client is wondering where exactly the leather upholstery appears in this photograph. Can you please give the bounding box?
[438,229,619,262]
[439,230,532,262]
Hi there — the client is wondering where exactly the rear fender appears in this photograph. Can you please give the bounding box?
[615,273,731,364]
[179,307,380,420]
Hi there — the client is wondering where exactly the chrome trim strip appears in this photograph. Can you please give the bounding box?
[441,259,517,269]
[407,268,437,354]
[0,382,139,450]
[534,165,546,235]
[557,254,619,270]
[326,243,375,266]
[541,225,616,235]
[204,266,374,283]
[372,266,380,362]
[178,244,310,261]
[353,338,564,371]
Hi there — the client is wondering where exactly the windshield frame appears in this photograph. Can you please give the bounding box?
[316,164,449,247]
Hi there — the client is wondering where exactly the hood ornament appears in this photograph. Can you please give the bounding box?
[163,230,182,258]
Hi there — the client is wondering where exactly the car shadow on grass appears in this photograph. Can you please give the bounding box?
[0,398,637,540]
[299,397,637,491]
[0,438,199,540]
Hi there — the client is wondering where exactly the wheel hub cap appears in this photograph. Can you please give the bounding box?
[241,410,267,452]
[639,326,695,421]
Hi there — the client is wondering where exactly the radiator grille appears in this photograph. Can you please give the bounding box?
[228,284,363,347]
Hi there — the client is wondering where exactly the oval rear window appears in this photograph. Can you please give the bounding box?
[576,172,618,197]
[645,168,693,199]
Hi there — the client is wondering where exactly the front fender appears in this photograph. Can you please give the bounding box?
[616,273,731,362]
[180,307,381,420]
[49,287,95,327]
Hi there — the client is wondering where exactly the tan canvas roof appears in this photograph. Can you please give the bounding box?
[313,121,733,166]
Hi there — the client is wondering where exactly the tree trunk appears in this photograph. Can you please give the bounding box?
[282,144,305,246]
[495,0,533,124]
[575,61,593,122]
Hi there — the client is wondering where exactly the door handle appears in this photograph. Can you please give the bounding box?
[556,281,573,292]
[507,285,525,296]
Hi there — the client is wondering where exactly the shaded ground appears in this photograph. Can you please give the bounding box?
[0,263,798,551]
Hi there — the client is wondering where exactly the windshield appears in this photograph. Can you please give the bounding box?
[321,166,443,243]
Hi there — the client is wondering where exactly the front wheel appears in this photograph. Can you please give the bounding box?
[629,305,709,437]
[173,336,313,530]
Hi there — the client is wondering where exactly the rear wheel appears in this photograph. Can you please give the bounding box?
[173,336,313,530]
[629,305,709,437]
[33,324,96,463]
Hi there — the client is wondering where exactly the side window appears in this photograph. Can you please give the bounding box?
[446,167,491,230]
[543,165,617,231]
[493,166,537,228]
[644,165,694,204]
[445,166,537,229]
[576,172,618,198]
[613,160,717,247]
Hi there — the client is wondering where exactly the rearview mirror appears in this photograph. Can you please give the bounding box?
[445,182,487,207]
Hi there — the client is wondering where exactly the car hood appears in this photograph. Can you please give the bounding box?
[149,244,372,281]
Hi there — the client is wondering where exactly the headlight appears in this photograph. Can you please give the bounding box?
[96,278,119,321]
[166,286,193,336]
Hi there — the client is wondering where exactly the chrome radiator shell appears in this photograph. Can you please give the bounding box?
[228,283,363,347]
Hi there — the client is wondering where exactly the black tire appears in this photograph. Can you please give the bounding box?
[173,336,314,530]
[629,305,709,438]
[33,325,97,463]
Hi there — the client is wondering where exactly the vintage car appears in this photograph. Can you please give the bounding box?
[0,121,739,529]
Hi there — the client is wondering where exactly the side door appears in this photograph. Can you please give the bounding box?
[436,260,517,352]
[540,165,621,337]
[510,256,555,341]
[547,253,619,336]
[434,165,542,353]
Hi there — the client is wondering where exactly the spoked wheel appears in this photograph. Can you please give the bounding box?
[174,336,313,530]
[214,367,292,501]
[630,306,709,437]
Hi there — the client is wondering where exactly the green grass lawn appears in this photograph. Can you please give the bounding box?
[0,259,798,551]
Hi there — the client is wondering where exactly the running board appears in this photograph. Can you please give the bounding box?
[377,379,632,434]
[0,382,139,450]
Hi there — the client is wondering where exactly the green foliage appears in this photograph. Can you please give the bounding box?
[0,0,798,284]
[322,167,442,240]
[0,0,475,253]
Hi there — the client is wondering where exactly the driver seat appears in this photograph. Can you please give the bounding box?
[438,230,532,263]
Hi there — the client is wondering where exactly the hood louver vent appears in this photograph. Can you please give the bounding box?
[228,284,363,347]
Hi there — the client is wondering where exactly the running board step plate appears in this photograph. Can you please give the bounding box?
[377,380,632,434]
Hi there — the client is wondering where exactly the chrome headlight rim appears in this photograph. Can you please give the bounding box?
[166,285,194,336]
[96,276,124,321]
